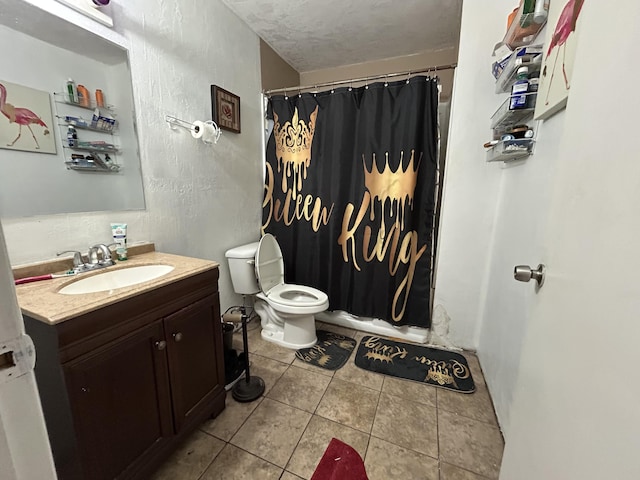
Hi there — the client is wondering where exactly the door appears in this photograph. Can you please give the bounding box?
[164,293,224,432]
[64,320,173,480]
[0,223,57,478]
[499,1,640,478]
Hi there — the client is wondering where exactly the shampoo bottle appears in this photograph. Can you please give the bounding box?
[76,85,90,107]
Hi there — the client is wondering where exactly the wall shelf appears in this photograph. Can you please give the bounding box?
[490,94,537,134]
[54,91,123,173]
[65,161,120,172]
[503,4,547,49]
[495,46,543,93]
[54,92,115,112]
[486,138,534,163]
[64,144,119,154]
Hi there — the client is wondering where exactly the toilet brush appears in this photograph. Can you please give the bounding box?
[229,307,265,402]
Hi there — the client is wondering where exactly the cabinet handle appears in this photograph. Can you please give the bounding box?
[155,340,167,351]
[173,332,183,342]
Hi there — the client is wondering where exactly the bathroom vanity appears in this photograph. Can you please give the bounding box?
[14,248,226,480]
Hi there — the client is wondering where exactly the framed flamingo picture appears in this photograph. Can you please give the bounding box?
[0,80,56,154]
[534,0,585,120]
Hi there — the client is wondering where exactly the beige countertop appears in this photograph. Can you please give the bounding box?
[14,250,219,325]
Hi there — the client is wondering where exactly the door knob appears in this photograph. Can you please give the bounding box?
[155,340,167,351]
[514,264,546,287]
[173,332,183,342]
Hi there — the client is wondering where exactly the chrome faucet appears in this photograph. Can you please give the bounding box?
[57,244,115,273]
[88,244,115,268]
[57,250,85,271]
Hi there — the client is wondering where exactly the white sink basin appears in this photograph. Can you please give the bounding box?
[58,265,175,295]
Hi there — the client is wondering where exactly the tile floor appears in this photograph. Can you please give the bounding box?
[151,322,504,480]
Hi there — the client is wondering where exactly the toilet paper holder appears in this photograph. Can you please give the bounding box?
[165,114,221,145]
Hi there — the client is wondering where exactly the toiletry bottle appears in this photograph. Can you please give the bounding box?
[510,66,530,110]
[66,78,76,103]
[527,72,540,108]
[67,125,77,147]
[76,85,90,107]
[95,89,104,107]
[533,0,550,24]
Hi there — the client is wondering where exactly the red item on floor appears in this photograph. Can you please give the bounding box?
[310,438,369,480]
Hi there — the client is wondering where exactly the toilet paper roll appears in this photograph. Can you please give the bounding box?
[201,121,218,144]
[223,312,244,323]
[191,121,218,144]
[190,120,206,139]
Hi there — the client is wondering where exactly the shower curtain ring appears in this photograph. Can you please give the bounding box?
[384,75,389,87]
[406,71,411,84]
[348,80,353,92]
[284,89,288,100]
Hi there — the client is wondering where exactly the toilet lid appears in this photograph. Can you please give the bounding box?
[255,234,285,295]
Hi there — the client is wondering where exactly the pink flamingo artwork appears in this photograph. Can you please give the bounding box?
[0,82,50,149]
[543,0,585,105]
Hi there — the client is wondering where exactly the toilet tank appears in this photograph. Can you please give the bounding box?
[225,242,260,294]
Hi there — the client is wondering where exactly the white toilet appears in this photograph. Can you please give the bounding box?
[225,234,329,349]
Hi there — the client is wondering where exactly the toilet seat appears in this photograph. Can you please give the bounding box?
[255,234,329,315]
[261,284,328,314]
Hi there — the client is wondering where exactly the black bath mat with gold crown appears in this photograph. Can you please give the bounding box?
[295,330,357,371]
[355,336,475,393]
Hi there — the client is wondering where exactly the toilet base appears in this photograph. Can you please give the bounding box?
[260,313,318,350]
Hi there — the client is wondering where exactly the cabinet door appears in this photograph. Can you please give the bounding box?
[164,293,224,432]
[64,320,173,480]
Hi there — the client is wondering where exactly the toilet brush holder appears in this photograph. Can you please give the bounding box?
[232,308,265,402]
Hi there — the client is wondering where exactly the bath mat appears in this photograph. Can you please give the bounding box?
[311,438,369,480]
[295,330,356,371]
[355,336,475,393]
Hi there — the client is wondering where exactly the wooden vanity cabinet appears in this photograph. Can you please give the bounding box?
[24,267,226,480]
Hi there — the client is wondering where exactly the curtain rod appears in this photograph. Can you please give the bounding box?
[263,62,457,96]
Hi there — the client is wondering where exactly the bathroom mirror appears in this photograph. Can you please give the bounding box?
[0,0,145,218]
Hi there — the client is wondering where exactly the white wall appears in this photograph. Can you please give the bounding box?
[434,0,510,349]
[1,0,264,312]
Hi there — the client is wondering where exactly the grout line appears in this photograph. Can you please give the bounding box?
[188,437,224,480]
[229,442,288,472]
[440,461,494,479]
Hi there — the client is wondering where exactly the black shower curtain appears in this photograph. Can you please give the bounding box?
[262,77,438,328]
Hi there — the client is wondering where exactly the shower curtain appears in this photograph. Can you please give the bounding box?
[262,76,439,328]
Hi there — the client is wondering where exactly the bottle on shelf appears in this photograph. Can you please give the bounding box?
[67,126,77,147]
[533,0,549,24]
[527,72,540,108]
[76,85,90,107]
[509,66,530,110]
[95,89,104,107]
[66,78,76,103]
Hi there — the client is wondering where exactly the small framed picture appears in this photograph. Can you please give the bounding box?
[211,85,240,133]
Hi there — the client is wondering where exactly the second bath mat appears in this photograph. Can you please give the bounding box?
[295,330,357,370]
[355,336,475,393]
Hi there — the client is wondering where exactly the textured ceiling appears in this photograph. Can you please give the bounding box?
[220,0,463,72]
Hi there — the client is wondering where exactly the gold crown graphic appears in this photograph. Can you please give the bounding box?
[363,150,421,228]
[273,106,319,196]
